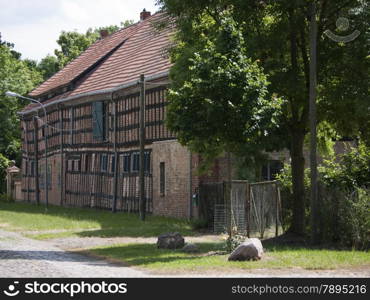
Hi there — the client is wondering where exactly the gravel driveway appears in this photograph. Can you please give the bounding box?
[0,229,146,278]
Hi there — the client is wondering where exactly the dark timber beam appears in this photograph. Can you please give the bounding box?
[139,74,146,221]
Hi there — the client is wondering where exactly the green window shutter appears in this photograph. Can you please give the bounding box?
[92,101,104,140]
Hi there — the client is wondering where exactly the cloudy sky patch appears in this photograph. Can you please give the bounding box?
[0,0,158,61]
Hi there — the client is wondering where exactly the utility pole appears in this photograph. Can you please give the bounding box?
[226,152,232,246]
[309,1,319,244]
[139,74,146,221]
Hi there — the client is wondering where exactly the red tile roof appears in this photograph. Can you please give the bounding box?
[23,12,172,112]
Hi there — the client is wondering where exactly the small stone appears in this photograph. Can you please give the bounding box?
[182,243,199,253]
[157,232,185,249]
[228,238,264,261]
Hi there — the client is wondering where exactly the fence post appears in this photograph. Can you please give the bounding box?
[275,183,281,237]
[223,180,232,243]
[246,182,251,238]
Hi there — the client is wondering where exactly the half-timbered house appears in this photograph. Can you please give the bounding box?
[19,10,230,219]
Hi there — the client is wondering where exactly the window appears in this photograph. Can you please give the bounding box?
[132,152,140,172]
[92,101,107,141]
[122,154,131,173]
[262,160,283,181]
[111,155,116,173]
[160,162,165,196]
[121,151,151,173]
[101,154,108,172]
[67,160,72,172]
[70,107,74,144]
[30,161,35,177]
[73,160,81,172]
[144,151,151,173]
[85,154,90,172]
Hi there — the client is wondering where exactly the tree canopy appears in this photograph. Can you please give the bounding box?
[0,39,42,165]
[166,10,283,169]
[158,0,369,235]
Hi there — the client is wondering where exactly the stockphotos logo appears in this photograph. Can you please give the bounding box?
[3,281,127,297]
[3,282,20,297]
[324,17,360,43]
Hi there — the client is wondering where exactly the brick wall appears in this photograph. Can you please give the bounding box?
[152,140,191,218]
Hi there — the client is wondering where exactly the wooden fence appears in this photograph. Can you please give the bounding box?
[199,180,282,238]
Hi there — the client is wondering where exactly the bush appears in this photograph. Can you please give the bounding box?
[320,186,369,249]
[0,154,10,194]
[277,143,370,249]
[225,233,246,252]
[0,193,14,203]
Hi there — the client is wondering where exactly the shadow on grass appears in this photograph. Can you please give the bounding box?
[262,233,365,252]
[0,202,197,238]
[90,242,226,267]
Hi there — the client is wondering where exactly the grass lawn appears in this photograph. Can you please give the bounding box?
[0,202,194,239]
[87,242,370,272]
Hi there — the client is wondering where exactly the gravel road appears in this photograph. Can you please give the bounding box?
[0,229,146,278]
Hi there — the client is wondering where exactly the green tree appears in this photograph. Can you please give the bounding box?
[54,30,98,68]
[166,10,282,172]
[0,40,43,192]
[158,0,369,235]
[0,44,42,158]
[0,33,21,60]
[37,55,59,80]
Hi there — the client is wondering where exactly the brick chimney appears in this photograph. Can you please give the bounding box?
[140,9,151,21]
[100,29,109,39]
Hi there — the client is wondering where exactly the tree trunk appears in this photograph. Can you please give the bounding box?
[289,129,306,235]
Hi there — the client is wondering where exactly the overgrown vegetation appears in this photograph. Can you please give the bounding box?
[0,154,9,193]
[277,143,370,249]
[225,233,246,252]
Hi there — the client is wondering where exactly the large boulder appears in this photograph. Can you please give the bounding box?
[157,232,185,249]
[228,238,264,261]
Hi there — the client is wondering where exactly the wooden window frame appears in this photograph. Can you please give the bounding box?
[100,154,108,173]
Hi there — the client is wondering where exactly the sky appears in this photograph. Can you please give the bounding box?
[0,0,159,61]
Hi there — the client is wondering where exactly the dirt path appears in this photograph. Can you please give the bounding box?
[1,229,369,277]
[0,229,146,278]
[48,234,223,250]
